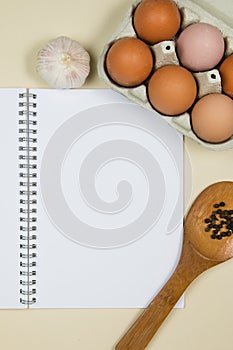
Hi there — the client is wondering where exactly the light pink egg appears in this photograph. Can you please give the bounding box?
[176,23,225,72]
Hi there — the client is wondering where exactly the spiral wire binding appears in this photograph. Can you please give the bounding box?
[19,90,37,306]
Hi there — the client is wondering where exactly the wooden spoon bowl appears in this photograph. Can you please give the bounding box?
[115,181,233,350]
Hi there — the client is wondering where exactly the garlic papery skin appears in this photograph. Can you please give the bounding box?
[36,36,90,89]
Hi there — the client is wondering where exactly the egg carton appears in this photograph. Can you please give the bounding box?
[97,0,233,151]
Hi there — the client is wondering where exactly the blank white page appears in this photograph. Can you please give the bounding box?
[0,89,24,308]
[33,89,183,308]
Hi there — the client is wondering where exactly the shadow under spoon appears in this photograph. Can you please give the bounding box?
[115,181,233,350]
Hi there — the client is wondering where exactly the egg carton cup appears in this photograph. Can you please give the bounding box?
[98,0,233,151]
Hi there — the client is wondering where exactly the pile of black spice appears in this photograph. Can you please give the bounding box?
[204,202,233,240]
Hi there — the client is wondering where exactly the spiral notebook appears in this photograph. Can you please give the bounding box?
[0,88,183,309]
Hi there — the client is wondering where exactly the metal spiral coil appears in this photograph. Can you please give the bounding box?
[20,234,37,240]
[19,128,37,133]
[20,226,36,232]
[20,288,36,295]
[19,137,37,143]
[19,181,37,187]
[19,173,37,178]
[19,146,37,152]
[20,208,37,214]
[19,120,37,125]
[19,102,37,108]
[20,261,36,267]
[20,199,37,205]
[19,90,37,306]
[19,164,37,169]
[19,93,37,99]
[20,252,36,259]
[20,190,37,195]
[19,156,37,162]
[20,280,36,286]
[19,296,36,305]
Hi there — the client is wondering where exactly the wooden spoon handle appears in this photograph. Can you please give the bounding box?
[115,241,217,350]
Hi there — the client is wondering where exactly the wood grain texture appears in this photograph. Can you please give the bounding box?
[115,181,233,350]
[185,181,233,261]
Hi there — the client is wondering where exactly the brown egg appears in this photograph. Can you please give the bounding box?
[191,94,233,143]
[133,0,181,45]
[148,65,197,115]
[219,54,233,98]
[105,37,153,87]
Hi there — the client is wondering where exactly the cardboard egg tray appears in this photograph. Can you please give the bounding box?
[97,0,233,150]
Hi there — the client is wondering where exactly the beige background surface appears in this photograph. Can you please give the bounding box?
[0,0,233,349]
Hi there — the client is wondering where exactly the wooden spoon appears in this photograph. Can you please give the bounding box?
[115,181,233,350]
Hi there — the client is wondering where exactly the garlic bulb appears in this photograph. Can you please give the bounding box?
[36,36,90,88]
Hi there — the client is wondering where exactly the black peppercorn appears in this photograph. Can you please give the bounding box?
[204,202,233,240]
